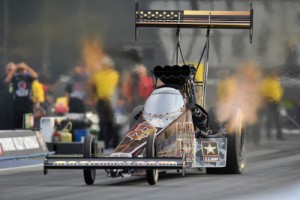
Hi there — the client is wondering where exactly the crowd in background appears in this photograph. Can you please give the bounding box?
[0,56,298,148]
[0,57,153,149]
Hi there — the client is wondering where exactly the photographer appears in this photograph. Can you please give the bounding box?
[6,62,38,129]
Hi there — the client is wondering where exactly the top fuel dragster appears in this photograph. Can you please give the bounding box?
[44,2,253,185]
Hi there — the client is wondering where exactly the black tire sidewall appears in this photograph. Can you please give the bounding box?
[224,108,245,174]
[146,134,158,185]
[206,107,245,174]
[83,134,96,185]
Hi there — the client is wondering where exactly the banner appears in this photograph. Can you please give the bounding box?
[0,130,48,160]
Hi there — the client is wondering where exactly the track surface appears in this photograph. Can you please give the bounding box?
[1,134,300,200]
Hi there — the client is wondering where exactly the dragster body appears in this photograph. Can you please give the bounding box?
[44,85,228,173]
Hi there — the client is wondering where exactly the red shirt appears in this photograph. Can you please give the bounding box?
[138,76,153,101]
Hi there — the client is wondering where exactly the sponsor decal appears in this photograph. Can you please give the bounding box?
[18,81,27,90]
[203,157,220,162]
[23,136,40,149]
[127,122,157,140]
[53,160,179,166]
[53,161,67,165]
[201,141,220,162]
[204,143,217,155]
[148,118,163,127]
[12,137,26,150]
[66,161,78,165]
[158,133,176,152]
[0,138,16,151]
[175,122,195,161]
[16,81,29,97]
[0,136,40,152]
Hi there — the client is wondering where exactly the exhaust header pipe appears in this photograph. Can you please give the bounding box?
[153,65,196,86]
[153,65,195,79]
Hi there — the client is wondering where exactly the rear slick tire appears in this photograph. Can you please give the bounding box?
[83,134,96,185]
[206,107,246,174]
[146,134,158,185]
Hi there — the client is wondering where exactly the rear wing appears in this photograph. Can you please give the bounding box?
[135,2,254,108]
[135,2,254,42]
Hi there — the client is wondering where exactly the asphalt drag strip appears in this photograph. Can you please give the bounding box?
[0,134,300,200]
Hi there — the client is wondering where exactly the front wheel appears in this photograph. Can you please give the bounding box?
[206,107,246,174]
[83,134,96,185]
[146,134,158,185]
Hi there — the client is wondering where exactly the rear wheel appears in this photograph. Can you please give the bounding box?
[206,107,245,174]
[83,134,96,185]
[146,134,158,185]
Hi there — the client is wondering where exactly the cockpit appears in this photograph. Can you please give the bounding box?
[143,87,185,127]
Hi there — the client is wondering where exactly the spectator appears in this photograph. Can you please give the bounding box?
[6,62,38,129]
[136,64,153,103]
[0,63,15,130]
[65,63,88,113]
[130,69,140,107]
[90,56,119,149]
[32,79,45,106]
[54,96,69,115]
[32,79,46,128]
[261,70,284,140]
[120,71,134,112]
[115,96,127,116]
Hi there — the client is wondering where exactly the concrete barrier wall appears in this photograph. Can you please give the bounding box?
[0,130,48,160]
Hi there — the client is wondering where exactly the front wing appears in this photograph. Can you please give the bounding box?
[44,156,184,174]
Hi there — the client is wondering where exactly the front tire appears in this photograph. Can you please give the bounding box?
[146,134,158,185]
[206,107,245,174]
[83,134,96,185]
